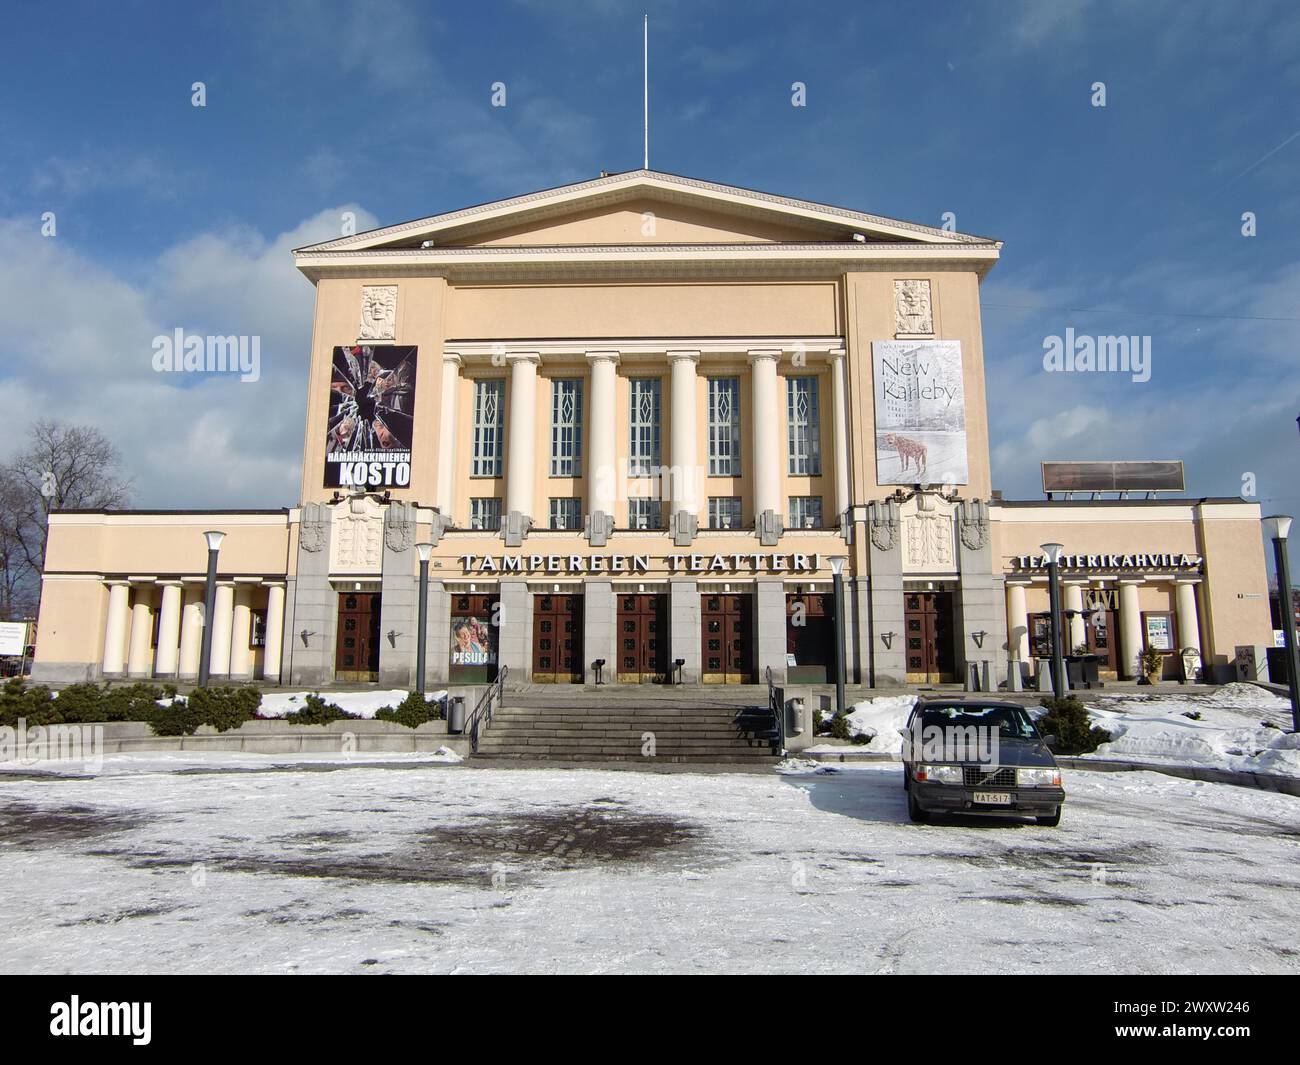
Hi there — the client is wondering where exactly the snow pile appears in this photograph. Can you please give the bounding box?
[1079,683,1300,777]
[257,689,448,719]
[808,694,916,754]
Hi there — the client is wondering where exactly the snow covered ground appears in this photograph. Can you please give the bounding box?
[1,756,1298,974]
[1083,684,1300,777]
[807,684,1300,778]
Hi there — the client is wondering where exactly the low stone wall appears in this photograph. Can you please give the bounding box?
[1055,755,1300,798]
[76,719,470,757]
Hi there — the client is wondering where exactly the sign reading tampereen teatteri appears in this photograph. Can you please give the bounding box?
[457,552,824,575]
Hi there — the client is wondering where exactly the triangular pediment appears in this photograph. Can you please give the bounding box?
[298,170,996,253]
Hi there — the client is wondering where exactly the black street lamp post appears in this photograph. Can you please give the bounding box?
[415,543,433,696]
[829,555,848,716]
[196,530,225,688]
[1041,542,1066,700]
[1264,516,1300,733]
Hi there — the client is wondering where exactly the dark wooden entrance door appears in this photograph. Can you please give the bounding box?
[532,593,583,683]
[450,592,499,683]
[1085,608,1118,672]
[904,590,955,683]
[617,594,667,682]
[701,592,754,684]
[335,591,381,682]
[786,593,836,683]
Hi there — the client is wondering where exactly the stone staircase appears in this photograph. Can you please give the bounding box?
[472,687,781,765]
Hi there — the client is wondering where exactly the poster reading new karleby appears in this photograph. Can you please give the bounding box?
[324,345,417,489]
[871,340,969,486]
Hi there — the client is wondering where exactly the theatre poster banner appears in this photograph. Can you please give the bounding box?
[324,345,417,489]
[871,340,968,486]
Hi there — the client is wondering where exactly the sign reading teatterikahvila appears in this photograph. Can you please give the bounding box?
[872,340,968,486]
[325,345,417,489]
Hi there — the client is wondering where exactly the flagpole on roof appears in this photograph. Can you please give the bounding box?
[643,15,649,170]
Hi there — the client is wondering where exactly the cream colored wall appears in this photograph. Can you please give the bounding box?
[43,514,291,575]
[444,280,840,340]
[1196,503,1274,657]
[450,197,831,246]
[33,577,107,668]
[299,275,449,506]
[843,269,992,499]
[991,509,1203,564]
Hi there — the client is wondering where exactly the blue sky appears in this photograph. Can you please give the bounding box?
[1,0,1298,563]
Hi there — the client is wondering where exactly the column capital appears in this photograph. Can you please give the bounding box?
[1062,578,1091,586]
[157,579,185,588]
[585,350,620,365]
[1118,577,1146,586]
[105,578,131,588]
[1173,577,1202,585]
[443,351,463,366]
[505,350,541,366]
[827,347,847,362]
[746,348,781,364]
[666,349,700,364]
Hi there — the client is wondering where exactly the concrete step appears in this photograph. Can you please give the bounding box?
[490,723,749,733]
[474,752,781,764]
[477,739,768,752]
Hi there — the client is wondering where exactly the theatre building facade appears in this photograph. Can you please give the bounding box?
[31,171,1275,689]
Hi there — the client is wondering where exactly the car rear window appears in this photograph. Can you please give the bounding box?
[919,705,1038,740]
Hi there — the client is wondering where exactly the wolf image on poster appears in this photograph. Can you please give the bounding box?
[324,345,417,489]
[871,340,968,486]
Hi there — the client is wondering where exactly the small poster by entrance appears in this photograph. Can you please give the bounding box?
[324,345,417,489]
[451,615,495,668]
[871,340,968,486]
[1145,614,1174,651]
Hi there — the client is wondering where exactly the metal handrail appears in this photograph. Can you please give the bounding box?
[764,665,785,753]
[466,664,509,755]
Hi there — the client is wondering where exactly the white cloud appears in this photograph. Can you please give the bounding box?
[0,205,378,510]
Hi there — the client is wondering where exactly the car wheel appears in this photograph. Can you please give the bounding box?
[902,765,910,790]
[1036,807,1062,827]
[907,788,929,824]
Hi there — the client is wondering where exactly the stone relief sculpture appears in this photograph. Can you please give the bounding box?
[332,496,383,571]
[903,512,955,569]
[959,499,991,551]
[358,285,397,341]
[384,502,414,553]
[299,503,327,553]
[868,499,900,552]
[894,279,934,335]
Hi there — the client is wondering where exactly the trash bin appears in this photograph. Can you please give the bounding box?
[447,695,465,735]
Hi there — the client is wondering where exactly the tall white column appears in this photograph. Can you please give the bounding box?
[1064,582,1087,652]
[1175,580,1201,653]
[436,352,462,522]
[209,581,236,678]
[1006,581,1030,662]
[1119,579,1144,680]
[504,352,540,523]
[748,349,782,521]
[262,583,286,683]
[667,350,700,518]
[154,581,184,678]
[178,589,204,680]
[829,349,851,526]
[101,581,131,676]
[228,584,254,680]
[587,351,620,518]
[126,585,155,678]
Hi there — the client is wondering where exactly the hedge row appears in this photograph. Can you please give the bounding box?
[0,681,446,734]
